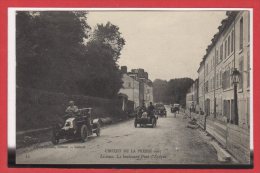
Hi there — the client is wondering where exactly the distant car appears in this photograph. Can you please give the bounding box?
[171,104,180,113]
[134,108,157,128]
[155,103,167,117]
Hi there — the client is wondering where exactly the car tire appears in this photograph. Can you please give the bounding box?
[134,121,137,128]
[51,135,59,145]
[152,118,156,128]
[80,125,88,142]
[96,123,101,136]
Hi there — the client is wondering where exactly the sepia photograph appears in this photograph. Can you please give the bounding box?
[8,8,253,168]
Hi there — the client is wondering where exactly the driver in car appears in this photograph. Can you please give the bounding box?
[65,100,79,115]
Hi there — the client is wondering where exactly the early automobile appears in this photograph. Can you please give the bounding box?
[155,103,167,117]
[171,103,180,113]
[51,108,101,145]
[134,108,157,128]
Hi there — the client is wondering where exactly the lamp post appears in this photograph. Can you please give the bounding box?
[231,68,240,125]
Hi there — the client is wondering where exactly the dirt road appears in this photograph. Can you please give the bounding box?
[16,106,220,165]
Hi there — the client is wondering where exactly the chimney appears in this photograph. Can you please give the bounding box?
[144,72,148,79]
[121,66,127,74]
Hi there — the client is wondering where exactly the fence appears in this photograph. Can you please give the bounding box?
[189,110,250,164]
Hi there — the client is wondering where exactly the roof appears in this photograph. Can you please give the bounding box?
[197,11,239,72]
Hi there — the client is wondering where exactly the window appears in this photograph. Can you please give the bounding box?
[216,49,219,64]
[216,73,219,88]
[222,67,231,90]
[228,35,231,55]
[211,78,212,91]
[222,71,226,89]
[247,51,250,87]
[229,65,233,87]
[224,40,227,59]
[231,30,234,53]
[239,57,244,90]
[240,17,244,50]
[213,76,215,90]
[220,44,223,61]
[220,70,222,88]
[212,56,215,69]
[248,12,250,43]
[205,81,208,93]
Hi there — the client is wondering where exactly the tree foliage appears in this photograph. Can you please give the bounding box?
[153,78,194,106]
[16,11,125,98]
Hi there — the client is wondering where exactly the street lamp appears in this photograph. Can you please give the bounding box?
[231,68,240,125]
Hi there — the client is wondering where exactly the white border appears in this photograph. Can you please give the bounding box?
[8,8,254,152]
[250,9,253,150]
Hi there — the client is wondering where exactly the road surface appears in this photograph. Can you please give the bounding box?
[16,106,221,165]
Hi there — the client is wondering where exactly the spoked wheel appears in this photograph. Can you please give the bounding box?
[96,123,101,136]
[80,125,88,142]
[152,118,156,128]
[51,135,59,145]
[51,127,59,145]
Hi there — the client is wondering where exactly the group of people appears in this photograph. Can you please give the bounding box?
[65,100,157,117]
[139,102,155,116]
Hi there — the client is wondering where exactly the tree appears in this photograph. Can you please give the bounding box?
[16,12,125,98]
[79,22,125,98]
[16,11,90,94]
[153,78,194,106]
[90,22,125,62]
[153,79,168,103]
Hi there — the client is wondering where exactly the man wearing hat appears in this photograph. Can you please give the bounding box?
[65,100,79,115]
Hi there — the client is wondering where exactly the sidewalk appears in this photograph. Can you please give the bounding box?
[182,110,238,164]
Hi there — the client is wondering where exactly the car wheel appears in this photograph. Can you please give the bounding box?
[152,118,156,128]
[51,128,59,145]
[51,135,59,145]
[134,121,137,128]
[80,125,88,142]
[96,123,101,136]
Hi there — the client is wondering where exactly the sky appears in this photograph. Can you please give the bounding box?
[87,10,227,81]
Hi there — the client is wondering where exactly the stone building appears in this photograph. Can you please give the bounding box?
[119,72,140,108]
[186,78,198,111]
[197,11,251,163]
[119,66,153,108]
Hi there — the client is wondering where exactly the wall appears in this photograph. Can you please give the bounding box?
[226,124,250,163]
[17,87,129,131]
[196,11,251,164]
[144,83,153,106]
[119,74,140,108]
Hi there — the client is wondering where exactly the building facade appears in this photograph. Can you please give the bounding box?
[186,79,198,111]
[196,11,251,163]
[119,67,153,108]
[119,73,140,108]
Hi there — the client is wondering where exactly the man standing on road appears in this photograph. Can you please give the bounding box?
[147,102,155,116]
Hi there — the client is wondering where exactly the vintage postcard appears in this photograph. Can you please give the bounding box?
[7,8,253,169]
